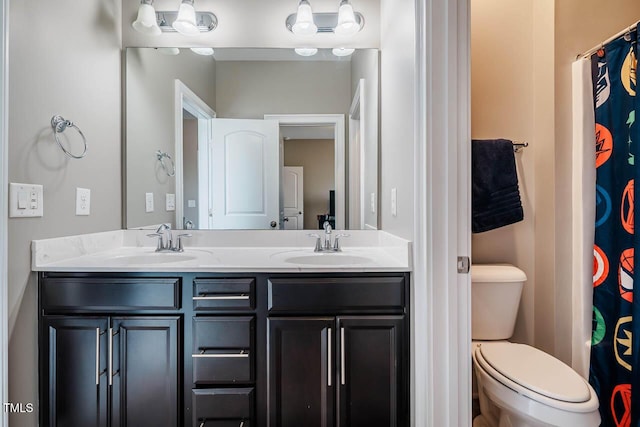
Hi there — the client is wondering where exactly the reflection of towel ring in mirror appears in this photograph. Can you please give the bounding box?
[156,150,176,177]
[51,115,88,159]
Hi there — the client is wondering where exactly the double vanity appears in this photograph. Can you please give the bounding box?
[33,229,411,427]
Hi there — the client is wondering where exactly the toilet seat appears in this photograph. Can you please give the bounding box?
[474,342,598,413]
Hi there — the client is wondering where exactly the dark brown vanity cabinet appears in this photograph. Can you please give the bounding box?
[267,277,408,427]
[39,272,409,427]
[39,276,181,427]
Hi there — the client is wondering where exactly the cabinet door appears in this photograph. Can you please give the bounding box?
[268,317,335,427]
[42,316,108,427]
[111,317,179,427]
[337,316,405,427]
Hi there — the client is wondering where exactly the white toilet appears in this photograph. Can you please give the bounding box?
[471,264,601,427]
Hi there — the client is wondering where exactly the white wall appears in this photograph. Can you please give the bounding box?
[7,1,122,425]
[379,0,415,240]
[125,48,216,228]
[122,0,380,49]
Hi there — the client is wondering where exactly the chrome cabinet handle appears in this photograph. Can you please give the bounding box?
[108,327,113,386]
[341,327,346,385]
[193,295,249,301]
[192,352,249,358]
[328,327,332,387]
[95,328,100,385]
[199,421,205,427]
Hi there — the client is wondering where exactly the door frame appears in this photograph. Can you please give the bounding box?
[348,79,366,230]
[412,0,472,426]
[0,0,8,421]
[174,79,216,229]
[264,114,346,230]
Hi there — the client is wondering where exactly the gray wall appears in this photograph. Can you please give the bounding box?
[379,0,415,239]
[183,118,200,227]
[7,1,122,425]
[284,139,335,229]
[125,48,216,228]
[215,61,352,119]
[350,49,380,229]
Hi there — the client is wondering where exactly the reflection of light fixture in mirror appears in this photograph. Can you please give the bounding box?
[190,47,214,56]
[335,0,358,36]
[155,47,181,55]
[173,0,199,36]
[292,0,318,36]
[133,0,161,35]
[332,47,355,57]
[294,47,318,57]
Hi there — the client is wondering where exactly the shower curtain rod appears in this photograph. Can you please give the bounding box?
[578,22,638,59]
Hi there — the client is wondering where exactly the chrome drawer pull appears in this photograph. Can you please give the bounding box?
[192,352,249,358]
[193,294,249,301]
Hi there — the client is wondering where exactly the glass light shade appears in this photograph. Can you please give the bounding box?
[190,47,214,56]
[156,47,181,55]
[294,47,318,57]
[292,0,317,36]
[332,47,355,57]
[132,3,161,35]
[172,2,199,36]
[335,1,359,36]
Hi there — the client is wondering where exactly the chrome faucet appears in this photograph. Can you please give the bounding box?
[147,223,191,252]
[308,222,349,252]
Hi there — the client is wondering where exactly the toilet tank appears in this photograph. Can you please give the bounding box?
[471,264,527,340]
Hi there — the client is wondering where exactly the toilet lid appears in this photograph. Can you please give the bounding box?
[477,342,591,403]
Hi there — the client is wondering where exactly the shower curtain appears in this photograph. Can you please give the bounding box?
[587,29,640,427]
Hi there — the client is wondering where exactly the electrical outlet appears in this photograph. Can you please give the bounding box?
[75,188,91,216]
[188,200,196,208]
[166,193,176,211]
[145,192,154,213]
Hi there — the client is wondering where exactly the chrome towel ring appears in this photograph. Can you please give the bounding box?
[51,115,87,159]
[156,150,176,177]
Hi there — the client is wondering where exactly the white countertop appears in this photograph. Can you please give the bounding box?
[32,230,412,273]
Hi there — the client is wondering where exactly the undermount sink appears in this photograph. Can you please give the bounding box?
[111,253,197,265]
[283,254,374,266]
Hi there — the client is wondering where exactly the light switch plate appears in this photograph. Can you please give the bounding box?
[391,188,397,217]
[145,192,154,213]
[187,199,196,208]
[75,188,91,216]
[9,183,43,218]
[370,192,376,214]
[166,193,176,211]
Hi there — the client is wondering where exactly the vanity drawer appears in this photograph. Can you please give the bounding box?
[193,278,255,310]
[192,388,254,425]
[268,276,406,314]
[41,277,180,311]
[192,316,254,384]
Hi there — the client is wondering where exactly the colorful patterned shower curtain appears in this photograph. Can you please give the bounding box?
[590,28,640,427]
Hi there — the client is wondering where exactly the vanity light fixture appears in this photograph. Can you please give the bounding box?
[190,47,214,56]
[132,0,161,36]
[173,0,199,36]
[294,47,318,57]
[132,0,218,36]
[286,0,364,35]
[335,0,359,36]
[332,47,355,57]
[155,47,181,55]
[291,0,318,36]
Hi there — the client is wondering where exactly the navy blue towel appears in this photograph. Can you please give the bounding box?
[472,139,524,233]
